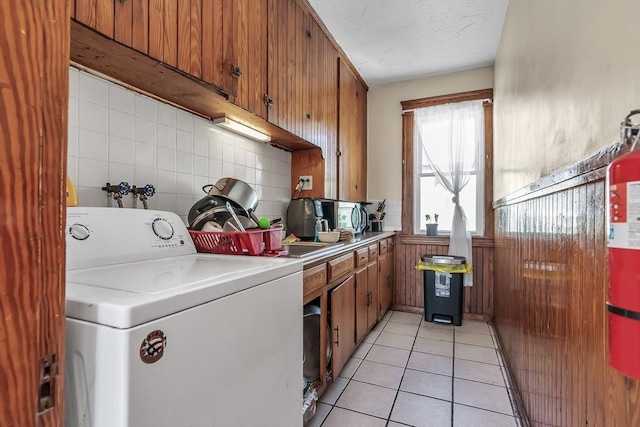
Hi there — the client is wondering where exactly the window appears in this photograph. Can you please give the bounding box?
[400,89,493,237]
[414,101,484,234]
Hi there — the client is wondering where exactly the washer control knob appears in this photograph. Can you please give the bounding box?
[69,223,90,240]
[152,218,174,240]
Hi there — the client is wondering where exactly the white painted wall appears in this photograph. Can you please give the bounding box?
[367,67,494,201]
[494,0,640,200]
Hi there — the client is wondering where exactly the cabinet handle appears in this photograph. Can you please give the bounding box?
[305,29,311,39]
[367,292,372,305]
[264,94,274,107]
[334,325,339,346]
[306,112,311,119]
[231,64,242,78]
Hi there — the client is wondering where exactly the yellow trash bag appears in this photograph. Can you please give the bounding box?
[415,255,473,274]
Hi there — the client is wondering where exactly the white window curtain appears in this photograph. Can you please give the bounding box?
[414,100,484,286]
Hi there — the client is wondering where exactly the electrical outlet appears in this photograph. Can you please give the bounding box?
[299,175,313,190]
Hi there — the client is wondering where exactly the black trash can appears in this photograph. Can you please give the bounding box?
[421,255,466,326]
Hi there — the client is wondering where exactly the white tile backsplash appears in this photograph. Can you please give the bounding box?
[79,100,109,134]
[367,199,402,231]
[69,67,292,224]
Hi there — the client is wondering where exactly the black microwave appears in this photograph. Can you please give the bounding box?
[320,200,366,234]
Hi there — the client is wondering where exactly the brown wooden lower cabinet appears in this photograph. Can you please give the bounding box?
[301,235,394,393]
[330,275,356,378]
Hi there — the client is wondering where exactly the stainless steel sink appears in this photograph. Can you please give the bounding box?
[281,242,344,258]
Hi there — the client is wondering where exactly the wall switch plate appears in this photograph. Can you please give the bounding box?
[299,175,313,190]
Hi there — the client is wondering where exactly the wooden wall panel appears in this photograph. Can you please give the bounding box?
[392,236,494,319]
[0,0,69,425]
[494,172,640,426]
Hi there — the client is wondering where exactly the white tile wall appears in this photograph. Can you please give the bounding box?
[366,200,402,231]
[67,67,292,224]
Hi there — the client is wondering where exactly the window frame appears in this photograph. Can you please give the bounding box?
[401,89,494,237]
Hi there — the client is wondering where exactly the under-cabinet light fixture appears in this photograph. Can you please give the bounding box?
[212,117,271,143]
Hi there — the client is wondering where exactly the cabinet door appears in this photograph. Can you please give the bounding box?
[355,266,369,343]
[177,0,202,79]
[367,261,379,328]
[201,0,225,89]
[113,0,151,54]
[76,0,115,39]
[338,58,367,201]
[231,0,268,117]
[330,275,356,378]
[149,0,178,67]
[378,251,393,318]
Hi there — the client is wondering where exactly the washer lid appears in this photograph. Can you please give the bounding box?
[66,254,302,329]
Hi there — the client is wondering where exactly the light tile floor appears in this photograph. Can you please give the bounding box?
[307,310,525,427]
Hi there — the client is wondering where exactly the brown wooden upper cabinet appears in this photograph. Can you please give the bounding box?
[71,0,363,185]
[267,0,338,152]
[338,58,367,201]
[192,0,269,115]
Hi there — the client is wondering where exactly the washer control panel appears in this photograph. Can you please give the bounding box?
[66,207,195,270]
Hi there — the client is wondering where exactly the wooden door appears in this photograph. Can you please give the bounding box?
[113,0,151,55]
[177,0,202,79]
[330,276,356,378]
[0,0,69,425]
[267,0,307,136]
[378,251,393,317]
[232,0,268,118]
[338,58,367,201]
[148,0,178,67]
[367,261,379,327]
[201,0,223,89]
[354,266,369,343]
[75,0,115,38]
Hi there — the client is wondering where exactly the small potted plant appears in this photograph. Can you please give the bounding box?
[425,213,439,236]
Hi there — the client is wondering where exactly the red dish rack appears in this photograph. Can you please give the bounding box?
[188,228,283,256]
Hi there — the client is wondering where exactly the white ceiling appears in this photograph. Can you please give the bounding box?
[308,0,509,87]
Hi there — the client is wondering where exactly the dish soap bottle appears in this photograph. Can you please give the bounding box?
[314,218,322,242]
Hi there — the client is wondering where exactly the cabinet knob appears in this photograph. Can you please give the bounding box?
[306,113,311,119]
[231,64,242,78]
[264,94,274,107]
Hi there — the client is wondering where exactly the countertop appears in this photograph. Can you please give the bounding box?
[281,231,396,267]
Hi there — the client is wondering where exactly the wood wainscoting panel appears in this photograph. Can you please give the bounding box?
[393,236,494,318]
[494,174,640,426]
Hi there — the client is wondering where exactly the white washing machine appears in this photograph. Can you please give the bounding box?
[64,207,303,427]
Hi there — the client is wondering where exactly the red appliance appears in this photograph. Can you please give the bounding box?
[607,111,640,380]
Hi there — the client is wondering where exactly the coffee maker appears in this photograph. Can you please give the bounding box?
[286,198,323,240]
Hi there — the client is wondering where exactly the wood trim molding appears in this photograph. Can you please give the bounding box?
[483,102,494,237]
[401,88,493,111]
[401,111,414,234]
[397,234,495,248]
[493,141,635,208]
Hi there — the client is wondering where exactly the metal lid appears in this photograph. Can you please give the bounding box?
[420,255,466,265]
